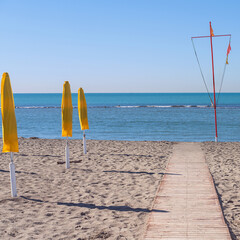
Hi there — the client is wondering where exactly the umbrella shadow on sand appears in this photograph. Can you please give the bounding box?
[103,170,181,176]
[32,154,61,158]
[20,196,169,213]
[89,153,166,159]
[57,202,169,213]
[0,169,37,175]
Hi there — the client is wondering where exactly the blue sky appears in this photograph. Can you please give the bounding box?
[0,0,239,93]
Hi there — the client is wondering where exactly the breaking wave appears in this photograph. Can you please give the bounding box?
[13,104,240,109]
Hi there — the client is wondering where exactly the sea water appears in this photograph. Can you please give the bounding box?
[0,93,240,142]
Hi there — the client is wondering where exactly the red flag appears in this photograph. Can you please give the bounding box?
[210,25,214,36]
[226,43,231,64]
[227,43,231,56]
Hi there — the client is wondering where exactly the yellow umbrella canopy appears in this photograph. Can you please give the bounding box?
[1,72,19,153]
[61,81,73,137]
[78,88,89,130]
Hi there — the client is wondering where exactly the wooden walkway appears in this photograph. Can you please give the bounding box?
[144,142,231,240]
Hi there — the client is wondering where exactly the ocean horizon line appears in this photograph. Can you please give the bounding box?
[12,92,240,94]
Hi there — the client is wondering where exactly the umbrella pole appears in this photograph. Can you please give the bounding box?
[83,130,87,154]
[9,152,17,197]
[65,137,70,169]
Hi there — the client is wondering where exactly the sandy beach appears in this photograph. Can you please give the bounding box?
[202,142,240,240]
[0,139,174,239]
[1,139,239,239]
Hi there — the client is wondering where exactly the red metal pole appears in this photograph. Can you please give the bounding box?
[192,34,231,39]
[209,22,218,142]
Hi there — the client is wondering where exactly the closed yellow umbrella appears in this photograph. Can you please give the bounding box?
[61,81,73,137]
[1,73,19,153]
[1,72,18,197]
[61,81,72,168]
[78,88,89,130]
[78,88,89,154]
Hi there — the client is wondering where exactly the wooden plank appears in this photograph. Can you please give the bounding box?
[143,143,231,240]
